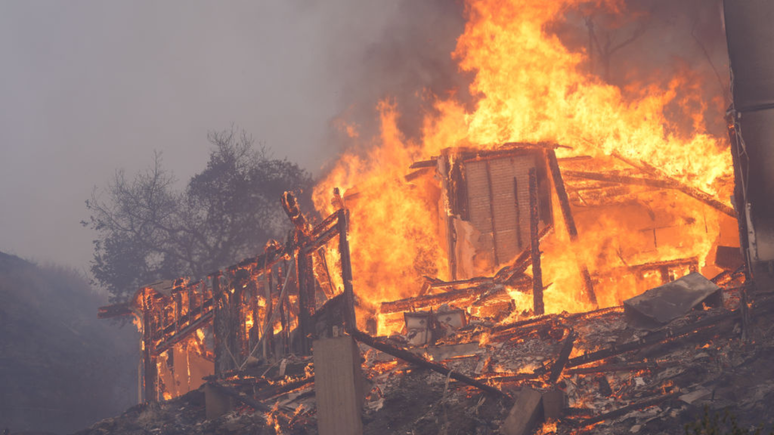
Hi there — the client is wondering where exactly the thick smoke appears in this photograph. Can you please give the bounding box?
[321,0,472,160]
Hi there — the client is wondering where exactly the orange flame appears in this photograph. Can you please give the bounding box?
[314,0,734,332]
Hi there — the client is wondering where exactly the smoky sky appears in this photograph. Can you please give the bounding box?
[0,0,729,279]
[0,0,458,273]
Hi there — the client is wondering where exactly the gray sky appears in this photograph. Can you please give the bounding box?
[0,1,404,271]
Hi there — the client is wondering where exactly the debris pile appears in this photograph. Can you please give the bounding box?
[91,142,759,435]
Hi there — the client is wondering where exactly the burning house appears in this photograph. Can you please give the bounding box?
[90,1,774,434]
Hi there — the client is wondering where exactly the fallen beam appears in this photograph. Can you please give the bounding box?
[548,330,576,384]
[254,376,315,401]
[612,151,736,217]
[563,170,672,189]
[567,309,740,368]
[572,392,679,427]
[350,329,506,397]
[380,278,529,315]
[547,150,597,306]
[565,360,679,376]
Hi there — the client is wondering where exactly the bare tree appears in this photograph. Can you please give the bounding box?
[83,128,314,302]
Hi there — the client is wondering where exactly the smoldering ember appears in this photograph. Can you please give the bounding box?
[10,1,774,435]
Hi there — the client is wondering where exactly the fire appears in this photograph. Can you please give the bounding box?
[314,0,734,332]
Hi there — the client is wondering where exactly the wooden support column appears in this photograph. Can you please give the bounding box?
[338,209,357,332]
[278,263,289,357]
[142,291,158,402]
[263,267,274,361]
[228,273,245,365]
[212,274,232,377]
[547,150,598,306]
[529,168,544,315]
[313,335,364,435]
[296,250,315,355]
[439,156,458,280]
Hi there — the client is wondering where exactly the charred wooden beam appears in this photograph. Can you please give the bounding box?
[628,257,698,275]
[567,309,741,368]
[547,150,597,306]
[350,329,506,397]
[439,156,458,281]
[98,302,134,319]
[491,313,556,333]
[212,274,233,377]
[565,360,679,375]
[479,373,541,383]
[405,167,433,182]
[612,151,736,217]
[409,159,437,169]
[572,392,679,427]
[428,276,497,288]
[254,376,315,401]
[142,292,158,402]
[296,251,315,356]
[529,168,544,315]
[547,150,578,239]
[494,224,554,284]
[338,209,357,332]
[153,311,214,356]
[380,279,530,315]
[158,298,214,337]
[548,329,576,384]
[563,170,672,189]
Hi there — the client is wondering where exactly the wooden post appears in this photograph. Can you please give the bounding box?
[212,273,232,377]
[263,267,274,361]
[338,209,357,332]
[228,273,245,365]
[439,156,458,280]
[278,263,289,357]
[529,168,545,315]
[142,291,158,402]
[313,335,365,435]
[547,150,598,306]
[296,250,315,355]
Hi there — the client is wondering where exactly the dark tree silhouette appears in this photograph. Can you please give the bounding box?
[83,128,314,302]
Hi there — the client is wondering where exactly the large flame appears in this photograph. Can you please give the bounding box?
[314,0,734,327]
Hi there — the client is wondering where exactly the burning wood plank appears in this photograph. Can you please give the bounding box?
[612,151,736,217]
[547,329,576,384]
[379,278,530,315]
[566,306,749,368]
[571,391,680,428]
[350,329,506,397]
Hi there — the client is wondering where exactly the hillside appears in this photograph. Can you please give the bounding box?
[0,252,139,434]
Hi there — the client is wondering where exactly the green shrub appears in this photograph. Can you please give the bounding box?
[685,406,772,435]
